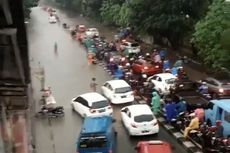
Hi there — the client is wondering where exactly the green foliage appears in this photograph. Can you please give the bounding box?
[191,0,230,70]
[100,1,131,26]
[128,0,209,48]
[23,0,39,18]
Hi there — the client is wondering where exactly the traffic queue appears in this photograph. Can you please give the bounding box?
[71,24,230,153]
[41,7,230,153]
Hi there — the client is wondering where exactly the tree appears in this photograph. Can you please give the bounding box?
[191,0,230,70]
[127,0,209,48]
[23,0,39,19]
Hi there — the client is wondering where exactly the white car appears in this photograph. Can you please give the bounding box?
[49,16,57,23]
[147,73,177,95]
[121,41,140,53]
[121,104,159,136]
[71,92,113,117]
[101,80,134,104]
[85,28,99,37]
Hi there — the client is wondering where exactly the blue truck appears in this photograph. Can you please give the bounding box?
[205,99,230,137]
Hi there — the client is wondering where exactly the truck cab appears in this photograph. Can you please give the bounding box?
[205,99,230,137]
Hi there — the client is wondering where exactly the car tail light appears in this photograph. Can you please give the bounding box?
[89,109,96,113]
[219,88,224,93]
[108,149,112,153]
[131,123,137,128]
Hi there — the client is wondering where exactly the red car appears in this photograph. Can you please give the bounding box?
[132,59,162,75]
[135,140,172,153]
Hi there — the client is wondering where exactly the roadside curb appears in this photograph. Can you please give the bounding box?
[134,96,203,153]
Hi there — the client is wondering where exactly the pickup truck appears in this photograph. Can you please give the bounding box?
[171,79,209,111]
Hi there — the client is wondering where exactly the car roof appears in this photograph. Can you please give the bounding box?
[154,73,176,80]
[107,80,130,88]
[79,92,106,103]
[81,116,112,135]
[211,99,230,111]
[139,141,172,153]
[126,104,153,116]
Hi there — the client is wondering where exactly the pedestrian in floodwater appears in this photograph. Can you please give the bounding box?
[90,78,98,92]
[54,41,58,55]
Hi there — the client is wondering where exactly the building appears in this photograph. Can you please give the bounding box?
[0,0,32,153]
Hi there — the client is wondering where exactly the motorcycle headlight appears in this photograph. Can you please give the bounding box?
[144,66,148,70]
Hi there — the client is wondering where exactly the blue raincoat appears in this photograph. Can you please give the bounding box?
[165,102,177,123]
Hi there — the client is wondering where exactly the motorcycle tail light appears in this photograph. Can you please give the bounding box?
[131,123,137,128]
[89,109,96,113]
[219,88,224,93]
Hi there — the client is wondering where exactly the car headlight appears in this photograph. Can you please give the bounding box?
[219,88,224,93]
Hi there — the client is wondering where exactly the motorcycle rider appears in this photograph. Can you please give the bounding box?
[198,81,208,95]
[183,113,199,139]
[164,100,177,123]
[175,97,187,115]
[215,120,224,138]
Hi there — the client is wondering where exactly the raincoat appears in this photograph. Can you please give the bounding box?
[175,100,187,114]
[165,102,177,123]
[151,92,161,115]
[171,67,178,76]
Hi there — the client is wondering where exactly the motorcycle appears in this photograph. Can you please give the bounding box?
[35,105,64,118]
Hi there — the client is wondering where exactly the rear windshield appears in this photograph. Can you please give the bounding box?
[115,87,131,93]
[91,100,109,109]
[134,114,154,122]
[79,136,107,148]
[165,78,176,84]
[131,43,139,47]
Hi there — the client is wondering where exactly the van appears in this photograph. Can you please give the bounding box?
[135,140,172,153]
[205,99,230,137]
[76,116,117,153]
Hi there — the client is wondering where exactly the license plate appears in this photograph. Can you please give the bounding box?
[99,109,105,113]
[142,130,149,133]
[121,95,126,98]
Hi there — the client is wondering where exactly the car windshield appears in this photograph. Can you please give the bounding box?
[115,86,131,93]
[165,78,176,84]
[131,43,139,47]
[79,136,107,148]
[91,100,109,109]
[134,114,154,123]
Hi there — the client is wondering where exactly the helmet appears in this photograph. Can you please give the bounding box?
[202,82,207,85]
[142,74,147,78]
[146,53,150,56]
